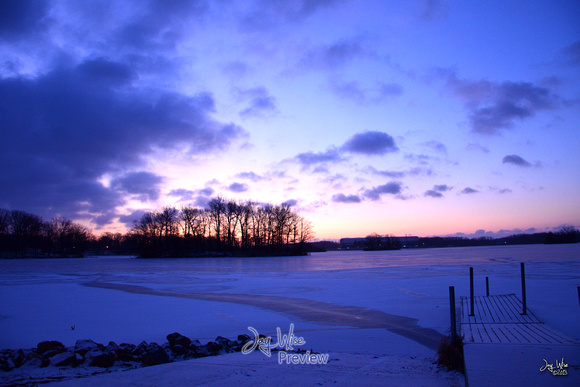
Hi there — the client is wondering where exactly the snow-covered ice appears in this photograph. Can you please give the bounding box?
[0,244,578,385]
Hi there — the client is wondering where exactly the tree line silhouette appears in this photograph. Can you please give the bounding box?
[131,197,314,257]
[0,197,314,258]
[0,209,91,258]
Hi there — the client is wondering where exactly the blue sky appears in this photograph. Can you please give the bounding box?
[0,0,579,239]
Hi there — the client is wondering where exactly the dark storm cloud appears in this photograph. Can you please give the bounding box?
[0,0,48,40]
[237,87,278,118]
[228,182,249,193]
[332,193,362,203]
[436,70,558,134]
[363,182,402,201]
[111,172,164,201]
[329,79,403,104]
[341,131,399,155]
[502,154,532,167]
[0,59,245,222]
[461,187,479,194]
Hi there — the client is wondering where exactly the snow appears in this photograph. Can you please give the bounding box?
[0,244,579,385]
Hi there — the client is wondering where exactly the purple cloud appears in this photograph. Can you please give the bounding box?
[332,193,362,203]
[342,131,399,155]
[363,182,402,200]
[502,154,532,167]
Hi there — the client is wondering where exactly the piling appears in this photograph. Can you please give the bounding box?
[520,262,527,315]
[469,267,475,316]
[486,276,489,297]
[449,286,457,341]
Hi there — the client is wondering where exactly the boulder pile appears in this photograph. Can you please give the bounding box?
[0,333,253,372]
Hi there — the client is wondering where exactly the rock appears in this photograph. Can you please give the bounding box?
[167,332,191,348]
[141,343,171,366]
[131,341,149,357]
[168,344,188,356]
[204,341,224,356]
[237,334,251,345]
[37,340,65,356]
[89,352,116,368]
[74,339,99,355]
[13,349,27,368]
[0,353,15,372]
[23,351,49,368]
[104,341,119,354]
[215,336,235,352]
[117,343,137,362]
[49,351,78,367]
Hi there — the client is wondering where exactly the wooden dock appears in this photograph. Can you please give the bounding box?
[460,294,577,345]
[460,294,580,386]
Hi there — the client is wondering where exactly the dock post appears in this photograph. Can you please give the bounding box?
[469,267,475,316]
[486,276,489,296]
[520,262,527,315]
[449,286,457,341]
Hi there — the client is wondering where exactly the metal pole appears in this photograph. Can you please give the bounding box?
[449,286,457,342]
[520,262,527,315]
[469,267,475,316]
[486,276,489,297]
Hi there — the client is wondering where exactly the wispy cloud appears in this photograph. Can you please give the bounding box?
[559,40,580,67]
[328,79,403,104]
[418,0,449,21]
[423,140,447,154]
[461,187,479,194]
[237,86,278,118]
[294,147,343,168]
[299,37,370,70]
[235,171,266,182]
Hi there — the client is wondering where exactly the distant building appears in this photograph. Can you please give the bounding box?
[339,236,420,250]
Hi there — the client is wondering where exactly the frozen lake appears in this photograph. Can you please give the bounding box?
[1,244,579,352]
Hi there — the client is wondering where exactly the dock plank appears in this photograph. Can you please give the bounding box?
[460,294,577,344]
[461,293,580,386]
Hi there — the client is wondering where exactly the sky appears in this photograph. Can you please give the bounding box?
[0,0,579,240]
